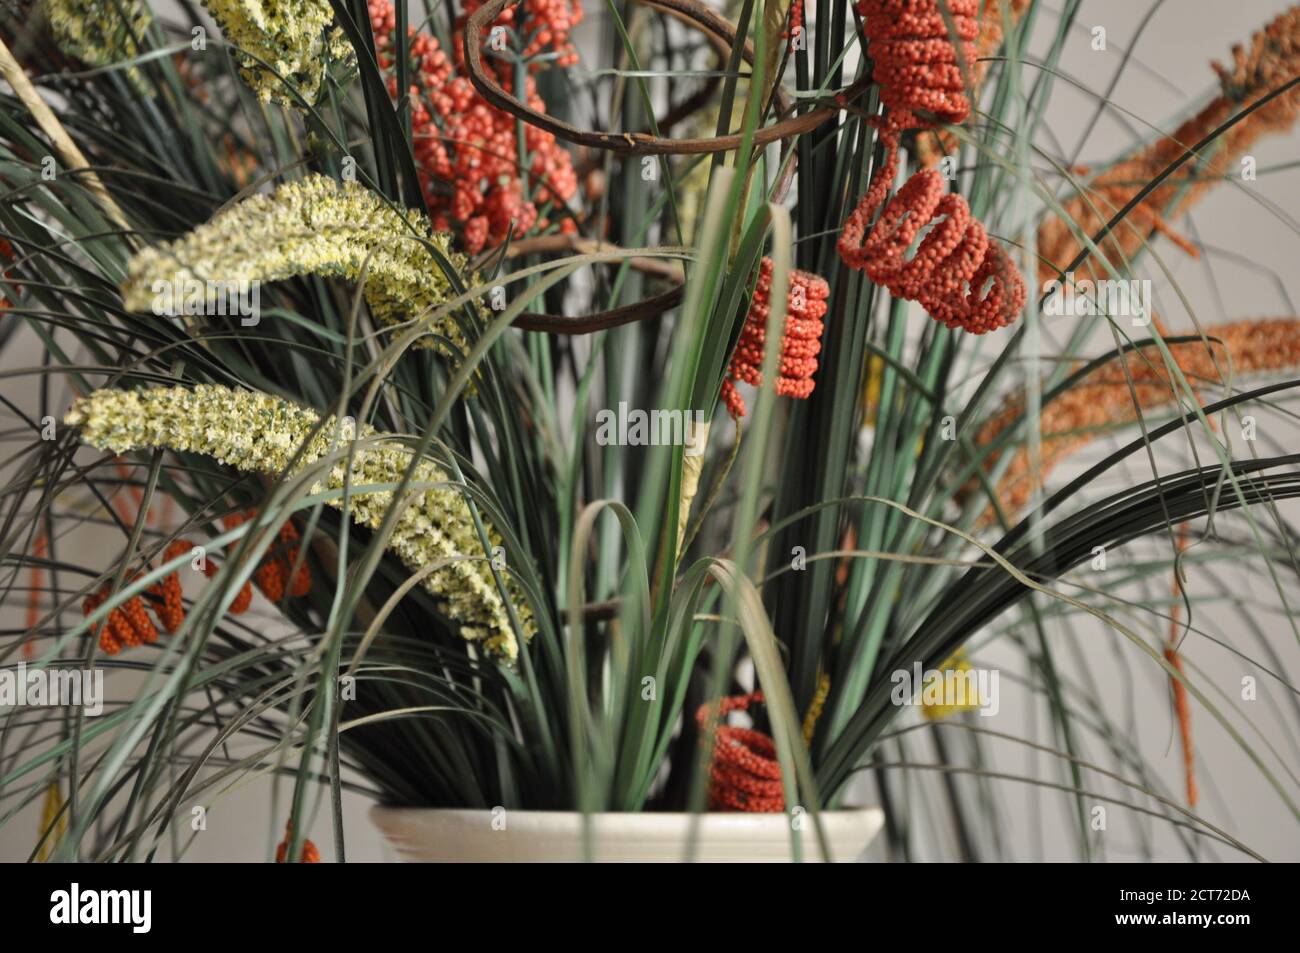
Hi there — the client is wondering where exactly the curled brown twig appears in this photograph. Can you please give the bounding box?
[464,0,850,156]
[649,7,732,133]
[482,235,686,334]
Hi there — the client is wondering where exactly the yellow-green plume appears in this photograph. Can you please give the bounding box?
[200,0,352,104]
[65,384,534,659]
[43,0,153,92]
[121,175,472,351]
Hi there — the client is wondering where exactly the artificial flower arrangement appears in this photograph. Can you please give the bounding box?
[1,0,1299,862]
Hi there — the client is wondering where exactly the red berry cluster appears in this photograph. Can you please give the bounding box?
[783,0,804,40]
[222,510,311,604]
[696,693,784,813]
[460,0,585,67]
[837,0,1026,334]
[84,582,160,655]
[82,513,311,656]
[368,0,579,255]
[721,257,831,418]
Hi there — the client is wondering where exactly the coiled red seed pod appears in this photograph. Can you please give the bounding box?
[838,0,1026,334]
[696,693,785,813]
[722,258,832,418]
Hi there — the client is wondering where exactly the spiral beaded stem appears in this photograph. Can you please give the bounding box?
[696,692,785,812]
[721,258,831,418]
[838,0,1026,334]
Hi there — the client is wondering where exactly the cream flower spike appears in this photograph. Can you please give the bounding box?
[200,0,352,104]
[121,175,472,351]
[44,0,154,93]
[64,384,534,659]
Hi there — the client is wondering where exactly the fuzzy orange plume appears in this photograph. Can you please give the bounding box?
[275,822,321,863]
[83,510,311,655]
[973,318,1300,521]
[1038,6,1300,285]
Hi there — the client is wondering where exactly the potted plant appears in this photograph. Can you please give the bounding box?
[2,0,1298,863]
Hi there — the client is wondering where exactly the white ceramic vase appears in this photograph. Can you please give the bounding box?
[371,806,883,862]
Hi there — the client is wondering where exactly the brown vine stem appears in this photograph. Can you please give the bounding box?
[476,234,685,282]
[514,284,684,334]
[464,0,855,155]
[646,9,732,134]
[478,235,688,335]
